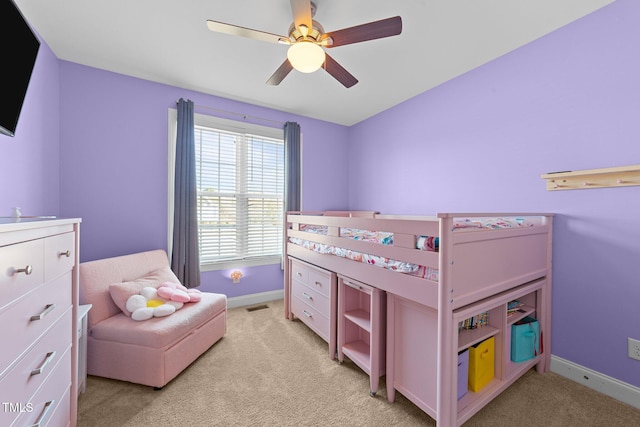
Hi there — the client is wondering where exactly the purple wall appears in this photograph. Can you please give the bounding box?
[0,41,60,217]
[348,0,640,387]
[56,62,349,298]
[4,0,637,389]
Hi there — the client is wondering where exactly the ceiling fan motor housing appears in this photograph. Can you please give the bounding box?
[288,20,325,43]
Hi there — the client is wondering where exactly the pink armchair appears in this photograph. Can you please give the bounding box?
[79,249,226,388]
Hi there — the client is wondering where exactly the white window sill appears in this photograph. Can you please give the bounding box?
[200,256,282,272]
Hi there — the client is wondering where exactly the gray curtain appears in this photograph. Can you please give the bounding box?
[171,98,200,288]
[284,121,301,212]
[283,122,301,267]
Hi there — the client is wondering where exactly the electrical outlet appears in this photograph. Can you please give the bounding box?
[629,337,640,361]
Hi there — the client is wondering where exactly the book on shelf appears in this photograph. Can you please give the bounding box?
[507,300,524,317]
[459,311,489,331]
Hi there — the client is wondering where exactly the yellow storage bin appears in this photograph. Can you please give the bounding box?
[468,336,494,392]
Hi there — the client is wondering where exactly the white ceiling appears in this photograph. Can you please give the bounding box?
[15,0,614,126]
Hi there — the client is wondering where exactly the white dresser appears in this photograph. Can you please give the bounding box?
[0,217,81,427]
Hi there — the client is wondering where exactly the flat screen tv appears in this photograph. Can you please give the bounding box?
[0,0,41,137]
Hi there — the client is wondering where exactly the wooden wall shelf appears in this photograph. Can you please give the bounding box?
[541,165,640,191]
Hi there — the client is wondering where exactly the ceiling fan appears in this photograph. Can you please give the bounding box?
[206,0,402,88]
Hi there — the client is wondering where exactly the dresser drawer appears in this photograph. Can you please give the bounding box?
[290,260,309,285]
[0,272,72,374]
[290,258,334,298]
[307,269,333,299]
[291,294,330,341]
[0,239,45,309]
[36,384,72,427]
[0,311,71,407]
[10,350,71,427]
[44,232,75,282]
[291,281,331,318]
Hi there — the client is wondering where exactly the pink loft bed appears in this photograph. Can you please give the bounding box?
[284,211,553,426]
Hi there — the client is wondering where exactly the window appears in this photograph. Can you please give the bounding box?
[168,111,284,271]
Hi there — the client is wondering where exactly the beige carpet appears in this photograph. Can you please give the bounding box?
[78,299,640,426]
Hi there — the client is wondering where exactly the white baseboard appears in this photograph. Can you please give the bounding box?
[550,355,640,410]
[226,290,284,309]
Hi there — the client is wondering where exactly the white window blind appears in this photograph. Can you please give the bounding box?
[194,123,284,267]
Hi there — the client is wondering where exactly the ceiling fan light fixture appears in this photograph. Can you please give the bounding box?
[287,41,325,73]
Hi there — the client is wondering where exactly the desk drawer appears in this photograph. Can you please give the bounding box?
[0,272,72,374]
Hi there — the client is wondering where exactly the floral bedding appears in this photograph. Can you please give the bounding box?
[288,236,439,281]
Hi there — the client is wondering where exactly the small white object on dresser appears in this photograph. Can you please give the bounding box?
[0,217,81,427]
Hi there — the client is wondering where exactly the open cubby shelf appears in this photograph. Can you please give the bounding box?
[337,275,385,395]
[458,326,499,352]
[453,280,544,424]
[344,309,371,331]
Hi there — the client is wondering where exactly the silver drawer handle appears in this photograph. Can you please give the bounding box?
[31,351,57,376]
[30,304,56,321]
[302,292,313,301]
[59,250,71,258]
[30,400,54,427]
[13,265,33,276]
[296,272,302,277]
[315,281,322,286]
[302,310,312,318]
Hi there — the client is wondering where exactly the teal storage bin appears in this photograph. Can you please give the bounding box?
[511,316,540,362]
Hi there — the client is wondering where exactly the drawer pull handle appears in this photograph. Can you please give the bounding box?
[30,304,56,321]
[30,351,57,376]
[302,292,313,301]
[344,281,364,291]
[315,281,322,286]
[13,265,33,276]
[59,250,71,258]
[296,272,302,277]
[302,310,312,318]
[30,400,54,427]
